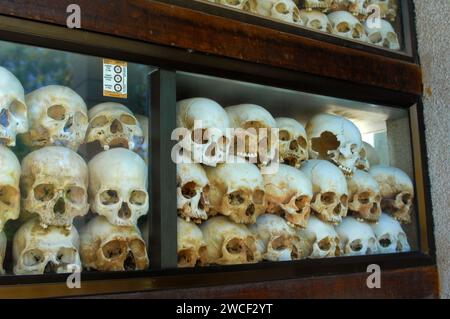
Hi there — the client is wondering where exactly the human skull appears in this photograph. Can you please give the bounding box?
[263,164,313,228]
[304,0,333,12]
[369,165,414,224]
[369,0,397,21]
[205,156,266,224]
[177,217,206,268]
[0,231,6,274]
[218,0,254,11]
[226,104,277,166]
[370,213,410,253]
[177,154,210,223]
[306,113,363,176]
[86,102,144,152]
[13,217,81,275]
[270,0,301,24]
[0,145,21,231]
[300,160,348,224]
[135,115,149,165]
[200,216,261,265]
[302,215,340,258]
[89,148,149,227]
[336,216,377,256]
[348,169,381,222]
[355,142,380,171]
[250,214,312,261]
[0,66,28,147]
[177,98,231,167]
[331,0,369,18]
[328,11,367,42]
[365,19,400,50]
[80,215,149,271]
[299,10,332,33]
[21,146,89,228]
[276,117,308,168]
[25,85,88,150]
[251,0,275,16]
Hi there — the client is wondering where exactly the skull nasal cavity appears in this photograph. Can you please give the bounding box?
[44,261,58,274]
[0,109,9,127]
[110,119,123,133]
[245,204,255,216]
[119,202,132,219]
[53,197,66,215]
[124,251,136,270]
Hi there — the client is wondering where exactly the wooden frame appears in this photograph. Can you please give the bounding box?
[0,1,437,299]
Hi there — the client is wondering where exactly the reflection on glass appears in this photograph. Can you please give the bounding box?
[0,40,151,275]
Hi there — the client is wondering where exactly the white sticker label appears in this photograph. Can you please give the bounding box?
[103,59,128,99]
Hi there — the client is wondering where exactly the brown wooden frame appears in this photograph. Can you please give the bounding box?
[0,1,437,299]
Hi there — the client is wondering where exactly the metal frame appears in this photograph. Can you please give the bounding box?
[0,13,435,298]
[160,0,418,63]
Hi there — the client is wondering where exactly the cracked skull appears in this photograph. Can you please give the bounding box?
[13,217,80,275]
[200,216,261,265]
[177,155,210,223]
[328,11,367,42]
[205,156,266,224]
[299,10,333,33]
[336,216,377,256]
[80,215,149,271]
[177,217,206,268]
[348,169,381,222]
[302,215,340,258]
[226,104,277,166]
[21,146,89,228]
[306,113,363,176]
[276,117,308,168]
[371,213,410,253]
[89,148,149,227]
[263,164,313,228]
[365,19,400,50]
[25,85,88,150]
[300,160,348,224]
[177,98,231,167]
[0,66,28,147]
[86,102,144,151]
[0,145,21,231]
[250,214,312,261]
[369,165,414,224]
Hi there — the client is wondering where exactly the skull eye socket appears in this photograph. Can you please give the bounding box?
[90,115,108,128]
[228,190,246,205]
[279,130,291,141]
[178,249,196,267]
[336,22,350,33]
[271,236,288,251]
[119,114,137,125]
[100,190,120,205]
[57,248,77,264]
[226,238,243,254]
[252,189,265,205]
[47,105,66,120]
[275,2,289,14]
[34,184,55,201]
[129,239,146,255]
[102,240,125,259]
[23,249,45,266]
[369,32,383,44]
[295,195,309,211]
[10,100,27,118]
[349,239,363,252]
[318,238,331,251]
[401,193,412,205]
[297,136,307,149]
[66,186,86,204]
[130,190,147,205]
[310,19,323,30]
[352,24,364,39]
[321,192,335,205]
[358,192,371,204]
[0,185,18,206]
[181,182,197,199]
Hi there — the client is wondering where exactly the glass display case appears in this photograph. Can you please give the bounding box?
[165,0,415,58]
[0,1,434,298]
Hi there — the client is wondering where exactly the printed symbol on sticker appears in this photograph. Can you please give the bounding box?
[114,65,123,73]
[114,84,123,92]
[114,75,123,83]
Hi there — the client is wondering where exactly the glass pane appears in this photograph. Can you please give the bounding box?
[194,0,405,52]
[175,71,418,267]
[0,40,151,275]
